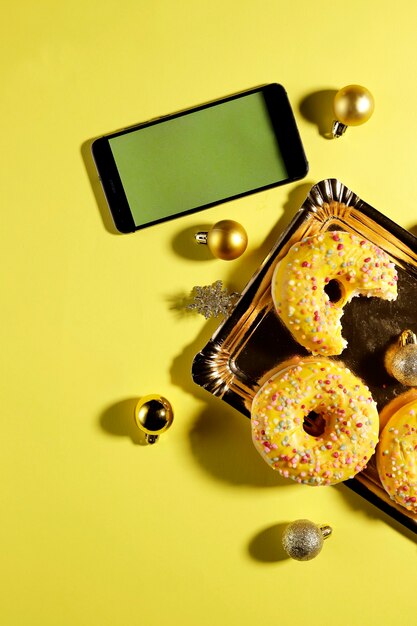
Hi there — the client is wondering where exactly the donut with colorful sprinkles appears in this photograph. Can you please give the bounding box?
[377,398,417,513]
[251,358,379,486]
[271,231,398,356]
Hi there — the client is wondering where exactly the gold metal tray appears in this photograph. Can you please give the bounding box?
[192,178,417,533]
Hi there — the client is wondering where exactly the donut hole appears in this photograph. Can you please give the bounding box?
[303,411,326,437]
[324,279,343,304]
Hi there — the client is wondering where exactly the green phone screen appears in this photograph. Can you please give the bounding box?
[109,92,288,227]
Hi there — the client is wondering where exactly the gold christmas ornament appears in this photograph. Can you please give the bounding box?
[195,219,248,260]
[282,519,332,561]
[134,395,174,444]
[385,330,417,387]
[332,85,375,138]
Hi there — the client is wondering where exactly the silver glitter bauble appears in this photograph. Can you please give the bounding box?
[385,330,417,387]
[282,519,332,561]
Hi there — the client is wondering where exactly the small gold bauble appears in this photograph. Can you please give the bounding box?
[385,330,417,387]
[332,84,374,137]
[334,84,374,126]
[195,220,248,260]
[282,519,332,561]
[134,394,174,444]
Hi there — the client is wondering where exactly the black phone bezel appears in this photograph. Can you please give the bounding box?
[92,83,309,233]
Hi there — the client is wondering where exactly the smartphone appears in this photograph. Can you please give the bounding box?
[92,84,308,233]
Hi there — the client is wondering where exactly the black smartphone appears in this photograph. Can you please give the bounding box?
[92,84,308,233]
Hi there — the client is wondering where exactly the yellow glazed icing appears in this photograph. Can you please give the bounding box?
[272,231,398,356]
[377,400,417,513]
[251,358,379,486]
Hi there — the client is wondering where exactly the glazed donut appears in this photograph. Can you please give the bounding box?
[272,231,398,356]
[251,358,379,486]
[377,397,417,513]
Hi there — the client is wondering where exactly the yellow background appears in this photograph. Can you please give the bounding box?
[2,1,417,625]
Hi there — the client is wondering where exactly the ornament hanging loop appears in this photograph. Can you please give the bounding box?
[319,525,333,539]
[195,231,209,244]
[332,121,348,138]
[399,329,417,347]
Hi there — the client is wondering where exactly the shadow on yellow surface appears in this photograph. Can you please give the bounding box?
[247,522,291,563]
[299,89,338,139]
[165,290,197,318]
[99,397,147,445]
[188,402,294,488]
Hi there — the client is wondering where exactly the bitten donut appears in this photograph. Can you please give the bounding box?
[377,398,417,513]
[272,231,398,356]
[251,358,379,486]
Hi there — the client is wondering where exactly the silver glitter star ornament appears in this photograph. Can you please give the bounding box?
[186,280,240,319]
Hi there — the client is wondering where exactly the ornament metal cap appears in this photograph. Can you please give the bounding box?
[195,219,248,260]
[385,330,417,387]
[332,84,375,138]
[134,394,174,444]
[332,120,348,138]
[282,519,332,561]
